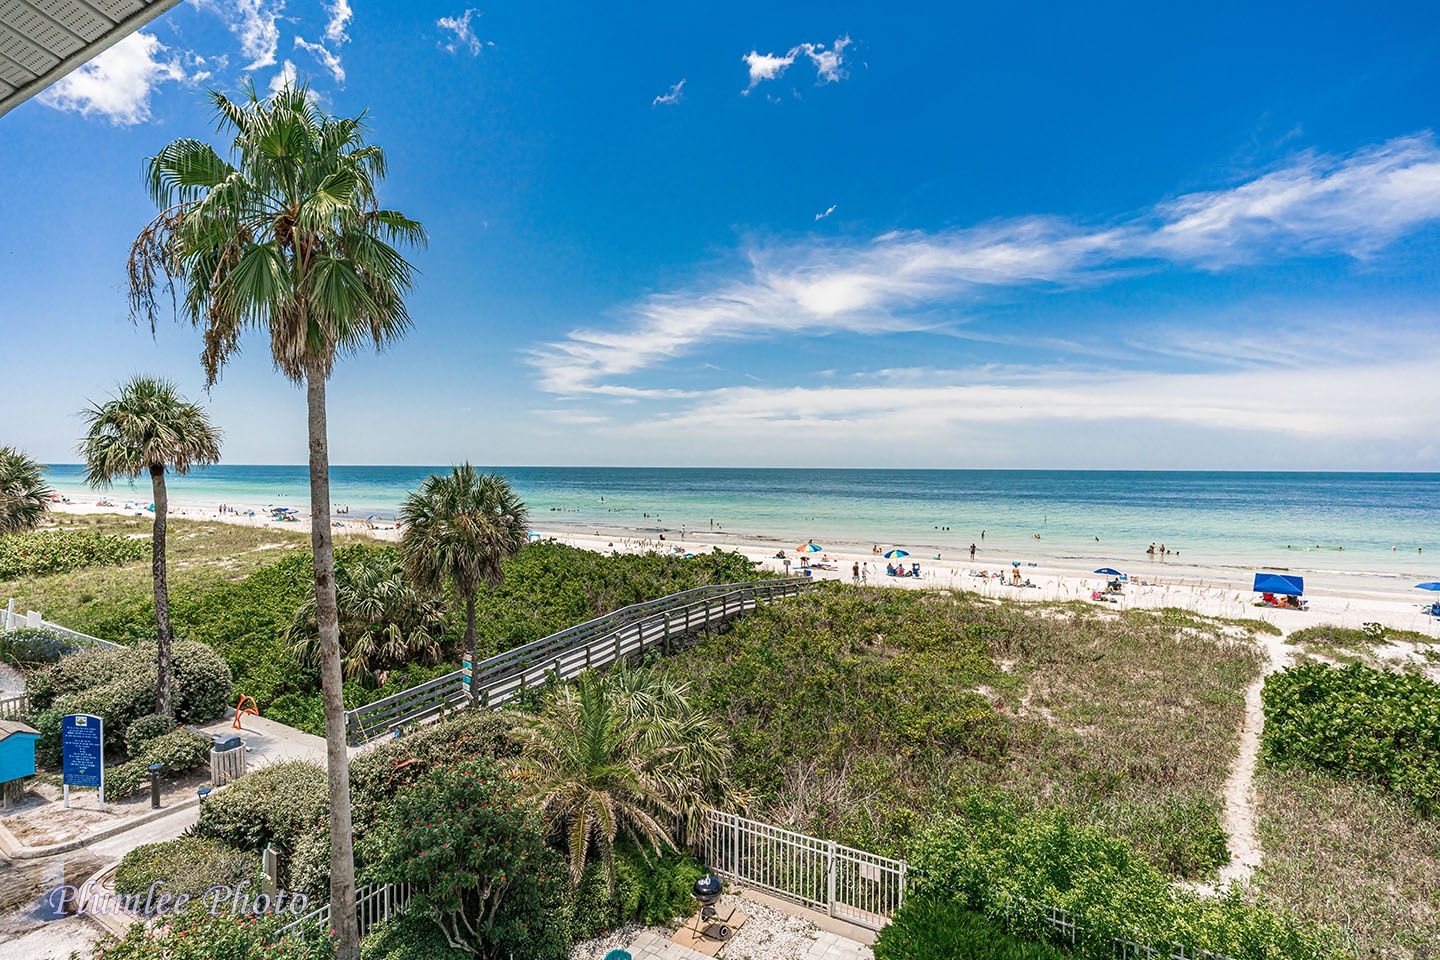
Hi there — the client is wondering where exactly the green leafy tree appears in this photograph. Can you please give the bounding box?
[128,82,425,960]
[399,464,529,703]
[513,662,741,883]
[286,548,447,685]
[80,376,221,716]
[362,757,570,960]
[0,445,52,536]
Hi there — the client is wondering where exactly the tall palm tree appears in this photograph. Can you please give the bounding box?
[398,464,528,704]
[80,376,221,718]
[0,447,52,536]
[127,82,424,960]
[512,663,741,884]
[285,548,447,685]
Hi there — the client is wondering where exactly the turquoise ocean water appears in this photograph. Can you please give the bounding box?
[39,465,1439,578]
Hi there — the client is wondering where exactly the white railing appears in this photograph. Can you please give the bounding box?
[2,599,122,649]
[344,577,814,744]
[699,809,907,930]
[0,694,24,720]
[269,882,413,944]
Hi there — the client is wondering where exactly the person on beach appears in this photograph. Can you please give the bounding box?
[970,543,977,559]
[852,561,860,583]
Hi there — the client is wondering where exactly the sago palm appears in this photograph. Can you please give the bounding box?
[398,464,528,704]
[80,376,221,717]
[127,82,424,960]
[0,447,52,536]
[286,549,447,685]
[512,662,740,884]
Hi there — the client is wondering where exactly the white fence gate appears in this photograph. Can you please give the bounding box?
[699,809,907,930]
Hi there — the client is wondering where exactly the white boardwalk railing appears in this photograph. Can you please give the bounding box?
[344,577,813,745]
[270,882,413,944]
[2,598,123,650]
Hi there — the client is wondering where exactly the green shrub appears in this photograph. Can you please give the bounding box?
[76,909,328,960]
[874,896,1069,960]
[107,729,213,798]
[360,756,572,960]
[1263,662,1440,812]
[0,626,81,667]
[114,836,260,902]
[196,760,328,856]
[124,713,174,756]
[29,638,231,762]
[361,914,473,960]
[910,795,1350,960]
[569,847,705,941]
[0,528,147,578]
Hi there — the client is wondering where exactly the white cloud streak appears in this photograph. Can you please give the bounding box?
[815,204,837,221]
[295,36,345,84]
[38,32,189,125]
[438,9,487,56]
[268,59,298,94]
[744,36,853,93]
[201,0,282,70]
[533,135,1440,399]
[324,0,353,44]
[652,79,685,106]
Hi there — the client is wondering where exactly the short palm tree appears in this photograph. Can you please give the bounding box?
[0,447,52,536]
[512,663,741,884]
[80,377,220,717]
[128,82,424,960]
[398,464,528,704]
[286,549,447,685]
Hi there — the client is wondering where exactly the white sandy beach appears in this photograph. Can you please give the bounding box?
[41,495,1440,654]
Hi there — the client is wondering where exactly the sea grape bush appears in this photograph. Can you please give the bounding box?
[360,756,570,960]
[1262,662,1440,812]
[0,528,146,578]
[909,796,1351,960]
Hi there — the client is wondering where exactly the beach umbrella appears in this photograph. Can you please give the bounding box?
[797,542,822,553]
[1094,568,1123,576]
[884,549,909,559]
[1416,582,1440,591]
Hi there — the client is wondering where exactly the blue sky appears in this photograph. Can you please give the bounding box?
[2,0,1439,469]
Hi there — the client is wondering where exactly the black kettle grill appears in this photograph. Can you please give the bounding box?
[690,875,732,940]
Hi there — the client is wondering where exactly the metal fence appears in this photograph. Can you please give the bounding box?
[344,577,814,744]
[699,809,907,930]
[2,599,122,649]
[270,882,413,944]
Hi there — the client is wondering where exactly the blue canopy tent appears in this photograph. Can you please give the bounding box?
[1253,573,1304,596]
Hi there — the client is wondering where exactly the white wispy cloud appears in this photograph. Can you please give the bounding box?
[653,79,685,107]
[438,9,488,56]
[743,49,797,92]
[533,135,1440,398]
[295,36,344,84]
[815,204,837,221]
[268,59,298,94]
[38,32,190,125]
[744,36,853,93]
[1148,135,1440,263]
[199,0,282,70]
[324,0,353,44]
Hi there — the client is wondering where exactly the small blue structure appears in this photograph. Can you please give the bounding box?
[0,720,40,808]
[1253,573,1304,596]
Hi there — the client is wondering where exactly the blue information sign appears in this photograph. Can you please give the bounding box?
[61,714,103,788]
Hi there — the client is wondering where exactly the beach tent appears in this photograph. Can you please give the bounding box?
[1253,573,1304,596]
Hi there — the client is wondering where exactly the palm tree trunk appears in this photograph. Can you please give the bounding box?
[465,590,478,707]
[150,465,172,718]
[305,362,359,960]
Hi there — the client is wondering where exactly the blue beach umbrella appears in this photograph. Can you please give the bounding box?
[1416,582,1440,591]
[1094,567,1124,576]
[884,549,909,559]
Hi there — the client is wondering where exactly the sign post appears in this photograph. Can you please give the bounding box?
[61,714,104,810]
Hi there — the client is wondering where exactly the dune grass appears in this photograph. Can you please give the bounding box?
[1255,766,1440,958]
[663,586,1264,875]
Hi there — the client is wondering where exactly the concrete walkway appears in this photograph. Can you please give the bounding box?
[199,714,327,768]
[624,891,875,960]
